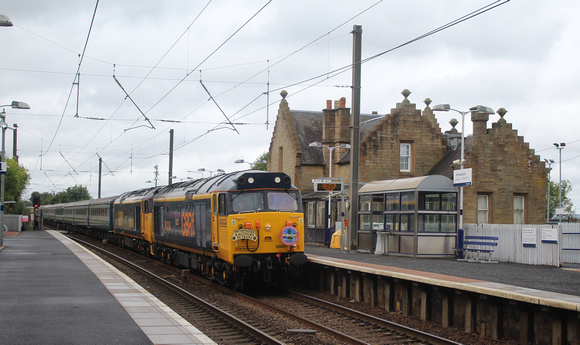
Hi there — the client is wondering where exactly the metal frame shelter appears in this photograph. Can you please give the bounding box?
[357,175,458,258]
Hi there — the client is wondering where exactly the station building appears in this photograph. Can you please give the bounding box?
[267,89,549,248]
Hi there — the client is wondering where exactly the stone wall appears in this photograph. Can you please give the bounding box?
[359,90,448,182]
[462,108,548,224]
[268,91,301,187]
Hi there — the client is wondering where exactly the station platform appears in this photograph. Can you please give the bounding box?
[0,230,215,345]
[305,245,580,307]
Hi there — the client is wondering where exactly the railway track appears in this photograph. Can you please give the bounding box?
[252,293,462,345]
[68,232,462,345]
[68,236,284,345]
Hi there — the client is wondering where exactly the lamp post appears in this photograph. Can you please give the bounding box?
[235,159,266,170]
[553,143,566,222]
[234,159,252,168]
[432,104,493,256]
[309,141,351,247]
[544,159,554,222]
[0,101,30,247]
[0,14,13,27]
[186,169,204,178]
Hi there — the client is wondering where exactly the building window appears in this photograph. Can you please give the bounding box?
[400,143,411,172]
[514,195,525,224]
[477,194,489,224]
[307,202,316,227]
[316,201,326,227]
[386,193,399,211]
[400,192,415,210]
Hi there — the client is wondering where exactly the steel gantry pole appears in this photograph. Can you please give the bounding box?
[349,25,362,252]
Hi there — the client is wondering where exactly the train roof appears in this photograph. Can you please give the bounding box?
[149,170,296,200]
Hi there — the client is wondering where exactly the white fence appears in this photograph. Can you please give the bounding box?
[562,223,580,264]
[464,223,580,266]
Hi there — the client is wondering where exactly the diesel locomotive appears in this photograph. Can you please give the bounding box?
[41,171,307,288]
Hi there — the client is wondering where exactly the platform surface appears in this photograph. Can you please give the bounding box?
[0,230,215,345]
[305,245,580,310]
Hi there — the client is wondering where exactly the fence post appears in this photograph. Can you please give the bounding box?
[457,228,464,259]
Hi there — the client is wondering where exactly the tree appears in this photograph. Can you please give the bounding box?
[62,185,92,202]
[30,185,92,206]
[252,152,268,171]
[546,179,575,220]
[4,158,30,215]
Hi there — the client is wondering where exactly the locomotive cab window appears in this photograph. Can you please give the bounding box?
[231,190,301,214]
[268,192,298,211]
[218,194,227,216]
[232,192,264,213]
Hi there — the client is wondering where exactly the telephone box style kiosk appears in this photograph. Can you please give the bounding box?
[357,175,458,258]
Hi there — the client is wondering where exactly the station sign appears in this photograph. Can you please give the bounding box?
[453,168,472,187]
[313,177,344,192]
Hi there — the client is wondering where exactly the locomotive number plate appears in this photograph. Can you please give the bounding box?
[231,228,257,242]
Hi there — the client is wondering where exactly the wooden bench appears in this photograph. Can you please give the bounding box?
[455,235,499,263]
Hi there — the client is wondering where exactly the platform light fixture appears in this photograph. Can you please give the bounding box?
[0,14,13,27]
[544,159,555,222]
[0,101,31,247]
[553,143,566,222]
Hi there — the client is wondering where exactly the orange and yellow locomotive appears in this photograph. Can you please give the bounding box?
[41,171,307,288]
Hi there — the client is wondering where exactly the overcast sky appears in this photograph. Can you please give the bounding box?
[1,0,579,213]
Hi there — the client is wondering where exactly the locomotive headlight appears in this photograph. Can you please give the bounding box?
[265,223,272,231]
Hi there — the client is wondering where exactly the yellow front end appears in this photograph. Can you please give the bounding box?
[216,211,304,266]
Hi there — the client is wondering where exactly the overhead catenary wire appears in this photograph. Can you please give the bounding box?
[113,70,155,130]
[39,0,272,185]
[142,1,273,116]
[83,0,515,178]
[36,0,514,194]
[44,0,100,154]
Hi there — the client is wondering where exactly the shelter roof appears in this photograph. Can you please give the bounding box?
[359,175,456,194]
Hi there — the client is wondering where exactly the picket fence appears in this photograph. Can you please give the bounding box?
[463,223,580,267]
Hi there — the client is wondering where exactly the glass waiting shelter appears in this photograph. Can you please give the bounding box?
[357,175,458,258]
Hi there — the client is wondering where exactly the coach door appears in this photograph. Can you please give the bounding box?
[141,199,154,244]
[211,194,220,251]
[211,193,228,252]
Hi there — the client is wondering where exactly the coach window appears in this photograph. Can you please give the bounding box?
[134,206,141,230]
[144,200,152,213]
